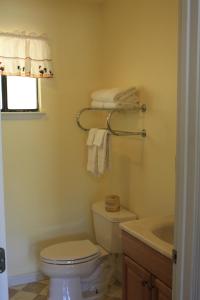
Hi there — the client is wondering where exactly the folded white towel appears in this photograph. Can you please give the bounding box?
[91,87,137,103]
[91,99,138,109]
[87,129,110,176]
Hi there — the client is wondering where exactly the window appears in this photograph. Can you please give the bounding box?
[0,76,39,112]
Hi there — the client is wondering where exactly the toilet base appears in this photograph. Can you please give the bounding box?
[49,277,83,300]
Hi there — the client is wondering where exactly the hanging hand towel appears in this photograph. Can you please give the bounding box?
[87,128,98,175]
[93,129,110,175]
[87,129,110,176]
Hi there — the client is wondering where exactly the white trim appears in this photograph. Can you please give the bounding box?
[8,272,45,287]
[1,112,46,120]
[174,0,200,299]
[0,112,8,298]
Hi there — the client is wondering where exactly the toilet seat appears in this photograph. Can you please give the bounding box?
[40,240,100,266]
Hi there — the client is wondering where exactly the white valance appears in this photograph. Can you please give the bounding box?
[0,32,53,78]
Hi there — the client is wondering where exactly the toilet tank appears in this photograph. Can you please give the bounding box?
[92,201,137,253]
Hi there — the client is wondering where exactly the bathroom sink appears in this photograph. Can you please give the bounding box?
[120,216,174,258]
[152,223,174,244]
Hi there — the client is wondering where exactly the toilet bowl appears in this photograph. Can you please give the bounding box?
[40,240,102,300]
[40,201,137,300]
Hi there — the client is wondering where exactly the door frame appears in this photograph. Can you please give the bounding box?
[0,112,8,299]
[173,0,200,299]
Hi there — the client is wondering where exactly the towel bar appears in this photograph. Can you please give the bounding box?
[76,103,147,137]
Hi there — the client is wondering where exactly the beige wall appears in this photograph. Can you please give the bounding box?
[59,1,105,240]
[101,0,178,217]
[1,0,103,277]
[1,0,178,278]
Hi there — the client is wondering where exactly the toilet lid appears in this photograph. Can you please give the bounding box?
[40,240,100,264]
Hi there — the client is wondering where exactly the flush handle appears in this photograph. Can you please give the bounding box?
[0,248,6,273]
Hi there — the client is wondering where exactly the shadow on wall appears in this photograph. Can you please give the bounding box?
[103,134,145,210]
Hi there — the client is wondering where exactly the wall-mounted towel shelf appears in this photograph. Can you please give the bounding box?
[76,102,147,137]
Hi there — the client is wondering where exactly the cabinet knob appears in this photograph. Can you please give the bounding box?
[142,280,148,287]
[147,281,153,290]
[142,280,153,290]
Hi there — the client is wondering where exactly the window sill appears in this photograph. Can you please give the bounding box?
[1,111,46,120]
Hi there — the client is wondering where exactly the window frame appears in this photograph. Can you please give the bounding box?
[0,75,39,112]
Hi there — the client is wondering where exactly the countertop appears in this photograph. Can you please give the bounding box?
[120,216,174,258]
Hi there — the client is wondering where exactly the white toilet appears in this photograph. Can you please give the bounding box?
[40,201,136,300]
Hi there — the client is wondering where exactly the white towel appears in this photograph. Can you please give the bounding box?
[87,128,97,146]
[87,128,98,175]
[91,87,137,103]
[91,100,138,109]
[87,129,110,176]
[94,129,110,175]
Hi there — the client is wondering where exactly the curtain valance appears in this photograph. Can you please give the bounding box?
[0,32,53,78]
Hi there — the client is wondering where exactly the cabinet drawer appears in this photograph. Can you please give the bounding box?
[122,231,172,288]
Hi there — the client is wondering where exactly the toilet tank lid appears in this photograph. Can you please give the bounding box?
[92,201,137,223]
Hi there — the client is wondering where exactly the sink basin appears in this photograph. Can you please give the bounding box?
[152,223,174,244]
[120,216,174,258]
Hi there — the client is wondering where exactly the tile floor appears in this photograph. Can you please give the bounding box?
[9,279,122,300]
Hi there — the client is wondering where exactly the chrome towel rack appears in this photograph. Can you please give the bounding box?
[76,103,147,138]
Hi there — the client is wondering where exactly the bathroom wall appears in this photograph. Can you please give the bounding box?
[1,0,178,280]
[100,0,178,217]
[59,1,105,241]
[1,0,103,278]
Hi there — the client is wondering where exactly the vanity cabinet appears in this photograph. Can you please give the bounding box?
[123,255,151,300]
[152,278,172,300]
[122,231,172,300]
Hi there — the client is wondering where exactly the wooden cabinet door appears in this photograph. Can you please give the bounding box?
[123,255,151,300]
[152,278,172,300]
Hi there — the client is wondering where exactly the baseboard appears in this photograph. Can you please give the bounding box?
[8,271,45,287]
